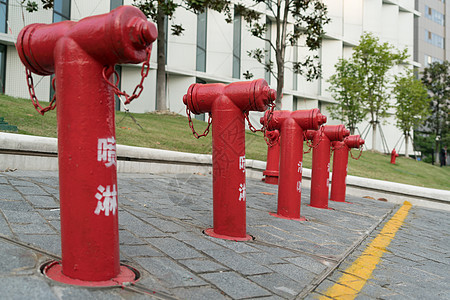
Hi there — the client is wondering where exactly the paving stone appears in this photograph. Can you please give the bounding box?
[200,271,271,299]
[179,258,228,273]
[24,195,59,208]
[119,230,147,245]
[249,272,305,298]
[0,187,24,200]
[267,263,316,285]
[202,248,271,276]
[284,255,329,275]
[10,222,56,235]
[120,244,164,258]
[242,252,286,265]
[0,276,59,300]
[142,218,186,233]
[3,210,46,224]
[146,237,204,260]
[135,257,206,288]
[181,236,227,251]
[0,240,37,275]
[118,211,166,238]
[0,200,33,211]
[14,185,48,196]
[172,286,228,300]
[205,237,260,253]
[17,234,61,256]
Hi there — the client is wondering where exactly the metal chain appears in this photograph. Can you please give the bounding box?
[25,46,152,115]
[102,46,152,105]
[245,102,276,134]
[303,126,324,154]
[186,106,213,139]
[350,145,363,160]
[26,68,57,115]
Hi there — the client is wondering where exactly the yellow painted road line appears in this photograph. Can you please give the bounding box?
[320,201,412,300]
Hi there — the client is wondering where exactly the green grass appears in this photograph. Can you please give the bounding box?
[1,94,449,190]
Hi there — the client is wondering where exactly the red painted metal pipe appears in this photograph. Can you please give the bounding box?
[307,125,350,209]
[183,79,276,241]
[260,109,327,220]
[263,130,280,185]
[330,135,365,202]
[16,6,156,282]
[391,148,399,164]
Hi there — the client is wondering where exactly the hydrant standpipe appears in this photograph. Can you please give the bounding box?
[330,135,365,202]
[261,109,327,220]
[307,125,350,209]
[16,6,157,284]
[263,130,280,185]
[183,79,276,241]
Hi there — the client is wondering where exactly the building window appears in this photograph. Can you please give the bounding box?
[293,96,298,111]
[0,44,6,94]
[196,11,207,72]
[53,0,71,23]
[424,54,443,67]
[232,8,241,79]
[110,0,122,10]
[425,5,444,26]
[0,0,8,34]
[265,17,271,84]
[425,30,444,48]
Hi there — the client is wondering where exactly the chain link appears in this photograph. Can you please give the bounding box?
[244,102,276,147]
[186,106,213,139]
[26,68,57,115]
[350,145,363,160]
[102,46,152,105]
[303,126,324,154]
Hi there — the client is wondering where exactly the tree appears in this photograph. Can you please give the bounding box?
[353,33,408,150]
[237,1,330,107]
[327,33,407,150]
[327,58,365,134]
[133,0,231,111]
[421,61,450,164]
[392,71,429,158]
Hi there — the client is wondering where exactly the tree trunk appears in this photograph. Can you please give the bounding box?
[404,133,409,158]
[349,126,355,135]
[371,122,377,151]
[156,9,167,111]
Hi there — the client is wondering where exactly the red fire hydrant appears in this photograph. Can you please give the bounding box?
[307,125,350,209]
[260,109,327,220]
[183,79,276,241]
[391,148,399,164]
[262,130,280,185]
[16,6,156,284]
[330,135,365,202]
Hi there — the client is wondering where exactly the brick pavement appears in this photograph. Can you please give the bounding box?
[0,170,448,299]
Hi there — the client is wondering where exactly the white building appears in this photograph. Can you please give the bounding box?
[0,0,419,154]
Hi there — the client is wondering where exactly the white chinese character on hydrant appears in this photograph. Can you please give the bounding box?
[94,184,117,216]
[98,137,117,167]
[239,183,246,201]
[239,156,246,173]
[296,181,302,193]
[298,161,303,173]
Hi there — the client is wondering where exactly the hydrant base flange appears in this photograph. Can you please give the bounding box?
[269,212,307,221]
[262,174,279,185]
[329,199,353,204]
[204,228,252,242]
[41,261,139,287]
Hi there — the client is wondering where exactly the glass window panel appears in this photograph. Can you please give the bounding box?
[232,9,241,79]
[0,1,7,34]
[196,11,207,72]
[0,44,5,94]
[110,0,123,10]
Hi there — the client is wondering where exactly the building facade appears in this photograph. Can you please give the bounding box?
[0,0,420,154]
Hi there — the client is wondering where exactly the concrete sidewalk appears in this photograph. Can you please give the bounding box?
[1,170,448,299]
